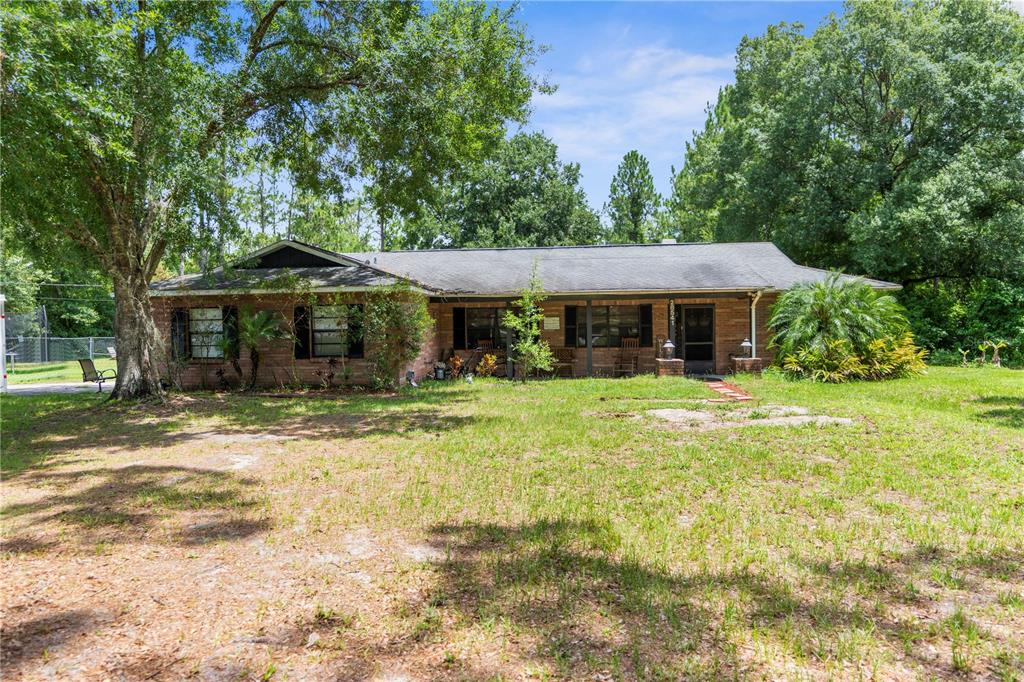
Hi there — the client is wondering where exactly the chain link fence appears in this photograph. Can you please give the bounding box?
[6,337,116,364]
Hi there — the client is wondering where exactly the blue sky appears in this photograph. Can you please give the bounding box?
[514,1,843,212]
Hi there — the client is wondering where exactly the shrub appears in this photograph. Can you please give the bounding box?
[363,282,433,390]
[769,273,909,359]
[237,307,288,390]
[449,354,463,379]
[860,333,928,380]
[782,339,867,383]
[476,353,498,377]
[771,273,927,383]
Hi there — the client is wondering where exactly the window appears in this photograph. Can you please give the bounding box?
[171,308,189,360]
[453,307,506,350]
[293,305,363,359]
[189,307,224,358]
[564,304,653,348]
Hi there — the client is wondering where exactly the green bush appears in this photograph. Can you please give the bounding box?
[502,262,554,380]
[901,278,1024,368]
[363,282,433,390]
[769,273,909,359]
[782,339,867,383]
[772,274,927,383]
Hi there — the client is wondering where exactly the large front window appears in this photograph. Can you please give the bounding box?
[453,307,506,350]
[565,305,653,348]
[189,307,224,358]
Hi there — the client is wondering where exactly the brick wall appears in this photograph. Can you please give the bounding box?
[151,293,442,390]
[433,293,778,376]
[151,289,778,389]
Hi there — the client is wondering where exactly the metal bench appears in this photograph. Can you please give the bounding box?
[78,358,116,392]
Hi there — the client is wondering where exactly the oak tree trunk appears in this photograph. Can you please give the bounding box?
[110,270,165,400]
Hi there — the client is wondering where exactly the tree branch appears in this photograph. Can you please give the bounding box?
[143,236,168,280]
[242,0,287,73]
[68,219,113,271]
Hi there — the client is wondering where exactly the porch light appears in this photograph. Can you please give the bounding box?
[740,338,753,357]
[661,338,675,359]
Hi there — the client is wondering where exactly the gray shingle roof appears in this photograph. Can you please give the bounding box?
[150,240,900,296]
[149,265,400,295]
[344,242,899,295]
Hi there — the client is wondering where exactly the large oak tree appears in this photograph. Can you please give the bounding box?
[665,0,1024,285]
[1,0,539,398]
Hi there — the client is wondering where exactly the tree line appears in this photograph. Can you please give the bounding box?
[2,0,1022,398]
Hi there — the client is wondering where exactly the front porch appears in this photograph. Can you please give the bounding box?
[429,292,777,378]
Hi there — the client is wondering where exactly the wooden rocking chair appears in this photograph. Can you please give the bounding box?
[614,338,640,377]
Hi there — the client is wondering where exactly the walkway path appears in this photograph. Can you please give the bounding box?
[3,382,104,396]
[705,380,754,402]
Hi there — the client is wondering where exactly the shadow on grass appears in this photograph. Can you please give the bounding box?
[973,395,1024,429]
[0,608,111,673]
[397,519,1007,679]
[1,390,487,478]
[1,465,267,551]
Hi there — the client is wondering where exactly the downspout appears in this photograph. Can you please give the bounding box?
[749,290,763,358]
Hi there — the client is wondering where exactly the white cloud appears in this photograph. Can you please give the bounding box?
[527,43,735,205]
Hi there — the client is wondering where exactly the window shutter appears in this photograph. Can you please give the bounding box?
[453,307,466,350]
[294,306,311,359]
[639,304,653,347]
[171,308,190,360]
[564,306,577,347]
[222,306,239,359]
[347,304,364,358]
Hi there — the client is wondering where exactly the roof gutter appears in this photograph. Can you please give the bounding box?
[432,287,778,300]
[148,285,435,297]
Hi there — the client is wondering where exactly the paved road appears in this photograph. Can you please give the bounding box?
[3,382,105,396]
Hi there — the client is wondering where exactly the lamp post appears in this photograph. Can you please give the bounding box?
[661,338,675,360]
[740,338,753,358]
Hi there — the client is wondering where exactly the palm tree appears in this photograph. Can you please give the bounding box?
[769,273,908,358]
[238,308,287,390]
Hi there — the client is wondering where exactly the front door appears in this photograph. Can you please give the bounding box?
[675,305,715,375]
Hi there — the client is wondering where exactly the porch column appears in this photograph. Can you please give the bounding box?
[505,327,515,378]
[585,298,593,377]
[668,299,676,352]
[749,290,763,358]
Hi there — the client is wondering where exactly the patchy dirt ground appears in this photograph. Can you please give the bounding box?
[3,374,1023,680]
[0,403,488,681]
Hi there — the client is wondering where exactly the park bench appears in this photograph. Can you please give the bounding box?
[78,358,116,392]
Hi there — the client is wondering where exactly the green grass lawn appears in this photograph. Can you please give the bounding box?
[5,357,116,384]
[1,367,1021,680]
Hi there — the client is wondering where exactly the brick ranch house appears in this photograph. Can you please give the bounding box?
[149,240,899,389]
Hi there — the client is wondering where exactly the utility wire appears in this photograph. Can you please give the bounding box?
[31,296,115,303]
[0,282,110,288]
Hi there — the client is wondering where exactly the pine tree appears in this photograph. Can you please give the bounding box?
[605,151,661,244]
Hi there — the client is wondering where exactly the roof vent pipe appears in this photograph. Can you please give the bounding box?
[660,238,677,244]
